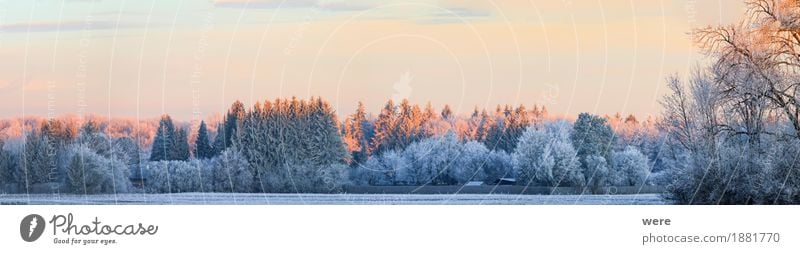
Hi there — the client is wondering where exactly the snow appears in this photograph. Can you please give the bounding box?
[464,181,483,187]
[0,193,667,205]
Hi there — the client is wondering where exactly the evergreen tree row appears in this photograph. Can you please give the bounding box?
[341,99,550,164]
[149,115,189,161]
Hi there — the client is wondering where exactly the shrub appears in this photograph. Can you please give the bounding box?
[450,141,490,184]
[143,160,211,193]
[352,151,401,186]
[211,149,253,193]
[357,133,510,186]
[65,145,131,194]
[762,140,800,204]
[21,131,58,185]
[513,123,583,187]
[260,163,348,193]
[664,140,770,205]
[287,163,348,193]
[398,132,462,185]
[482,150,514,183]
[583,155,609,193]
[0,141,18,186]
[610,146,650,186]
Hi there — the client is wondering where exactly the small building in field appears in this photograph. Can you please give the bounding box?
[464,181,483,187]
[491,178,516,185]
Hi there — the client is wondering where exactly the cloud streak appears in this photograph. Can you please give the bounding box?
[212,0,374,11]
[415,7,492,24]
[0,20,140,33]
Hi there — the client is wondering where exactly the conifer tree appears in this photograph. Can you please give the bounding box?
[150,115,176,161]
[394,99,424,149]
[572,112,615,164]
[344,102,370,164]
[220,100,246,151]
[211,123,224,157]
[172,127,190,161]
[423,102,438,121]
[370,100,397,154]
[21,130,57,184]
[475,109,494,142]
[232,97,349,192]
[441,104,453,120]
[194,121,213,159]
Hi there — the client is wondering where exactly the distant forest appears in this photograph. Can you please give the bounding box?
[0,97,661,195]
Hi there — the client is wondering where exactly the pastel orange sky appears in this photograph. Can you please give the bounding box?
[0,0,745,121]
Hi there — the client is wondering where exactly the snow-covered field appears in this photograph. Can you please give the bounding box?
[0,193,668,205]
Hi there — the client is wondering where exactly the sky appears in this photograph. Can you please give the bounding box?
[0,0,746,121]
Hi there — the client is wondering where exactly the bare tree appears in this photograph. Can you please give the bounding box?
[694,0,800,139]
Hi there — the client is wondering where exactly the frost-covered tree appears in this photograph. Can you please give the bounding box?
[194,121,214,159]
[418,102,451,138]
[572,113,615,164]
[474,110,495,143]
[513,128,551,187]
[609,114,666,174]
[353,150,403,186]
[20,130,58,185]
[764,140,800,204]
[441,104,453,120]
[80,119,102,135]
[370,100,398,154]
[40,119,78,147]
[513,122,583,187]
[398,132,462,185]
[211,148,252,193]
[420,117,452,138]
[610,146,650,186]
[394,139,434,185]
[665,139,771,204]
[306,98,350,166]
[483,117,506,151]
[111,137,141,176]
[505,105,532,150]
[655,0,800,204]
[451,140,490,184]
[483,105,532,152]
[211,123,224,157]
[0,139,17,185]
[423,102,438,121]
[356,131,507,186]
[342,102,370,164]
[78,129,112,158]
[583,155,609,193]
[482,149,514,183]
[149,115,189,161]
[65,145,131,194]
[216,100,246,152]
[150,115,176,161]
[658,69,772,204]
[172,127,190,161]
[143,160,211,193]
[394,136,490,185]
[694,0,800,138]
[394,99,425,150]
[277,163,348,193]
[233,97,349,192]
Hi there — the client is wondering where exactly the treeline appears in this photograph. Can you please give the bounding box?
[0,95,664,196]
[0,121,139,194]
[348,111,657,192]
[341,100,549,161]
